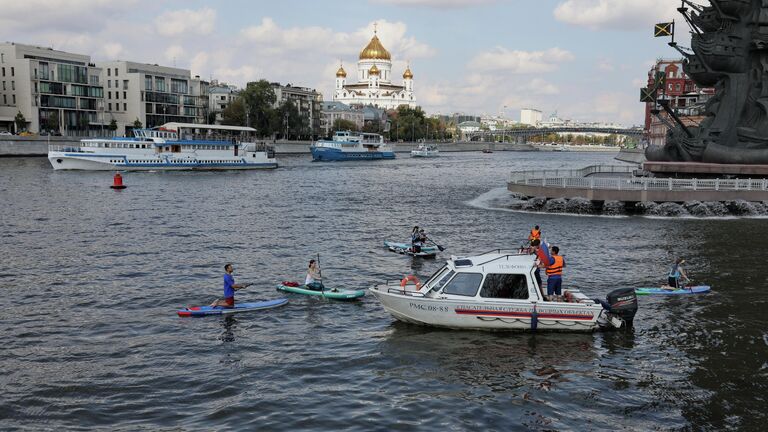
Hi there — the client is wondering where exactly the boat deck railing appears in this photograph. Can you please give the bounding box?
[509,165,768,192]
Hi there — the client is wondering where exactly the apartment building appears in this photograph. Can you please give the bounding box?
[96,61,209,134]
[0,42,104,134]
[270,83,322,139]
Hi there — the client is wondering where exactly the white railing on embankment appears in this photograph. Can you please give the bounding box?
[509,165,768,192]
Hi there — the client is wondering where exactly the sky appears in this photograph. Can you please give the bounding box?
[0,0,694,126]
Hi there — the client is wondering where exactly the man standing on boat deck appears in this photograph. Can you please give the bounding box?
[211,263,249,308]
[528,225,541,244]
[544,246,565,300]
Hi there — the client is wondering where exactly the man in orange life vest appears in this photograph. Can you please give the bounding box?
[544,245,565,299]
[528,225,541,244]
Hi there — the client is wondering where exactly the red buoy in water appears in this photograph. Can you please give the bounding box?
[110,173,127,189]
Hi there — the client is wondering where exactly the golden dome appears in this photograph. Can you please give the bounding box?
[369,64,380,75]
[403,67,413,79]
[336,66,347,78]
[359,34,391,60]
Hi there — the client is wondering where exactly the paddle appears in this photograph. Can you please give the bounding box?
[317,253,324,294]
[425,236,445,252]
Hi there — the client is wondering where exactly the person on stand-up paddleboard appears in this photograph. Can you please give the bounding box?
[544,245,565,301]
[305,259,324,291]
[665,258,689,289]
[411,226,423,253]
[211,263,249,308]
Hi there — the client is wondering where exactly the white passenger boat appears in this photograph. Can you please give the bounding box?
[48,123,277,170]
[370,250,637,332]
[311,131,395,161]
[410,143,439,158]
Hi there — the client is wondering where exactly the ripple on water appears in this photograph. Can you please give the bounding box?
[0,153,766,430]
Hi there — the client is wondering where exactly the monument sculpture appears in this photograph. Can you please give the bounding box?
[646,0,768,164]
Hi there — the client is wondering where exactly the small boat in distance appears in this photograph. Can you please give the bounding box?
[48,123,277,170]
[411,143,439,158]
[311,131,395,161]
[481,148,493,153]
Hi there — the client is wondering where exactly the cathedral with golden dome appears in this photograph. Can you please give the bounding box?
[333,28,415,110]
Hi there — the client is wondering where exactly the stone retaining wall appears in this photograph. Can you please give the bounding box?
[0,137,537,157]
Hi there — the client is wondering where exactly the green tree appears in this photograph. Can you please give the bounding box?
[46,112,60,132]
[277,100,306,140]
[388,105,427,141]
[14,111,26,133]
[133,118,143,129]
[108,119,118,132]
[332,118,358,132]
[78,115,90,132]
[221,97,246,126]
[242,80,277,137]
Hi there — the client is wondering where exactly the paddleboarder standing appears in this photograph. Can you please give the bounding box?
[211,263,249,308]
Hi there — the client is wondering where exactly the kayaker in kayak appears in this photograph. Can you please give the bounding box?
[210,263,250,308]
[305,259,324,291]
[665,258,689,289]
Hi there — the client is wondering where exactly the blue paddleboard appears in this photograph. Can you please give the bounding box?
[634,285,710,295]
[177,298,288,317]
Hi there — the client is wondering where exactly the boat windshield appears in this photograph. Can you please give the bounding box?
[425,267,454,293]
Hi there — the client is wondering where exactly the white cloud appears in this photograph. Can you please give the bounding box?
[369,0,497,8]
[164,45,185,63]
[190,52,210,77]
[0,0,137,32]
[597,59,615,72]
[554,0,679,30]
[102,43,124,59]
[155,8,216,36]
[470,47,574,74]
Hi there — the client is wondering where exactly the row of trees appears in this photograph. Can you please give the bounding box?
[329,106,453,141]
[221,80,310,139]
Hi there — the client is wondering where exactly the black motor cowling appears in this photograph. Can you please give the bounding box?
[605,288,638,327]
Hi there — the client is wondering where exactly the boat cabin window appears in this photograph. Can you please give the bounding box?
[480,274,529,300]
[442,273,483,297]
[425,267,453,292]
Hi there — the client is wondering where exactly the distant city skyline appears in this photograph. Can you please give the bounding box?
[0,0,690,126]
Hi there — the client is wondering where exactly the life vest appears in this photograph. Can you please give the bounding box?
[668,264,680,278]
[529,229,541,241]
[546,255,564,276]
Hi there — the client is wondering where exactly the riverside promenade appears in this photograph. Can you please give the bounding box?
[0,136,537,156]
[507,165,768,202]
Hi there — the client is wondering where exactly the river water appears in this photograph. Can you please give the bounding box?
[0,152,766,431]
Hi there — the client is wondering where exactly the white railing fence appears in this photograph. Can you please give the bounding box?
[509,165,768,192]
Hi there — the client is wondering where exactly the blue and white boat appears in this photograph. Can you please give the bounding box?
[48,123,277,171]
[311,131,395,161]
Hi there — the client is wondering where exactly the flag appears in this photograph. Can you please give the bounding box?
[654,22,674,37]
[640,87,656,103]
[536,240,553,267]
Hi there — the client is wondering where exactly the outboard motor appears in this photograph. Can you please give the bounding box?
[605,288,638,328]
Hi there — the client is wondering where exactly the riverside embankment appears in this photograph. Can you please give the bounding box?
[0,136,537,156]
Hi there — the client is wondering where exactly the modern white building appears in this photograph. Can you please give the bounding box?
[0,42,104,134]
[333,29,415,110]
[96,61,209,135]
[208,81,239,124]
[520,108,542,126]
